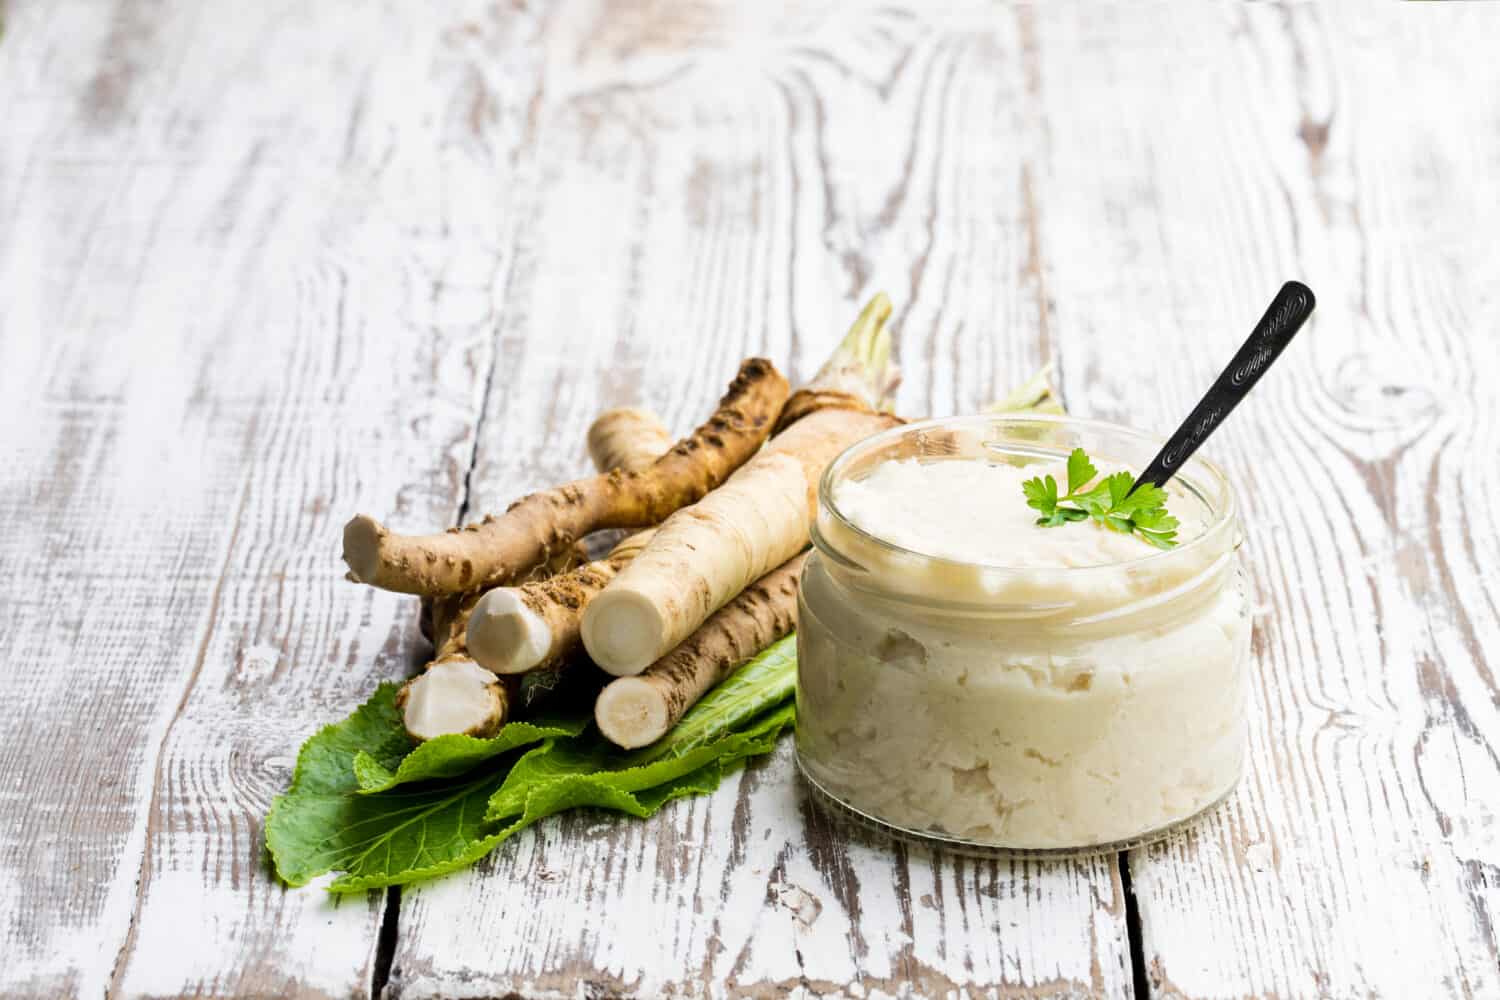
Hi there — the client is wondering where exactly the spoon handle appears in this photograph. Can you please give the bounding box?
[1130,280,1316,493]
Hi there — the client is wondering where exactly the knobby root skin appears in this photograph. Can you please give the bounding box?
[395,402,673,740]
[525,542,591,581]
[587,407,673,474]
[343,358,788,595]
[595,552,807,749]
[467,529,656,675]
[583,406,898,675]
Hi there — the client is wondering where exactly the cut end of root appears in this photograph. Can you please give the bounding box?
[399,660,506,741]
[342,514,386,584]
[581,588,669,676]
[595,677,670,749]
[468,589,553,675]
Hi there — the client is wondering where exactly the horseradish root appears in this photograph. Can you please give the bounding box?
[587,407,673,473]
[465,404,672,674]
[467,530,656,675]
[582,298,901,675]
[343,359,789,595]
[595,552,807,749]
[573,365,1056,680]
[399,591,510,741]
[397,659,508,741]
[398,402,675,737]
[582,406,895,674]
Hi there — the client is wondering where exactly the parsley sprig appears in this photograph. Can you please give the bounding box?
[1021,448,1180,549]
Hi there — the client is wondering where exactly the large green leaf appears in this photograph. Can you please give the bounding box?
[264,683,528,888]
[351,714,588,793]
[486,701,794,822]
[486,637,797,820]
[328,702,794,893]
[265,637,798,891]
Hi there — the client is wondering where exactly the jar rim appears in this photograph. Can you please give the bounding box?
[816,412,1240,577]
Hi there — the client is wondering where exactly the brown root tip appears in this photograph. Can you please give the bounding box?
[342,514,387,585]
[595,677,670,749]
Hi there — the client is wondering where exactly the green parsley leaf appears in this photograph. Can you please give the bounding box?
[1103,471,1134,507]
[1021,447,1179,549]
[1022,473,1060,517]
[1066,447,1098,494]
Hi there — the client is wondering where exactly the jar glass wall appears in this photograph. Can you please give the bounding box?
[795,414,1249,854]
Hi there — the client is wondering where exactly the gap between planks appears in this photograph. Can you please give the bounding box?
[370,276,508,998]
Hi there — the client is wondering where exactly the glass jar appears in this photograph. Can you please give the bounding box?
[795,414,1248,854]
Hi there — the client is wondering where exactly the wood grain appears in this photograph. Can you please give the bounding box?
[1030,4,1500,997]
[386,4,1130,997]
[3,1,1497,997]
[0,0,543,995]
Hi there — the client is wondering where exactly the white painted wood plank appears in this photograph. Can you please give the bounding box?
[110,3,563,996]
[389,3,1130,997]
[1031,4,1500,996]
[7,1,1491,997]
[0,1,544,995]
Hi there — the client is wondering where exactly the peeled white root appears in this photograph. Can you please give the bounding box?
[467,590,553,674]
[398,660,506,741]
[582,412,890,676]
[467,530,654,676]
[593,551,806,748]
[594,678,670,750]
[580,587,674,677]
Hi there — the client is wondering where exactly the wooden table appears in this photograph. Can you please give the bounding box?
[3,3,1497,997]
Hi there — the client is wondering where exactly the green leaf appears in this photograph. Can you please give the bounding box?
[1076,492,1109,517]
[333,721,787,895]
[351,713,588,794]
[1022,474,1059,516]
[1116,481,1167,517]
[487,635,798,820]
[1103,471,1134,507]
[1138,528,1180,549]
[1065,447,1097,494]
[1017,446,1180,549]
[267,683,525,887]
[279,761,514,891]
[266,638,799,892]
[486,702,794,823]
[1130,507,1178,532]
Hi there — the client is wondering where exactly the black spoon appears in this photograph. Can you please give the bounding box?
[1129,280,1317,495]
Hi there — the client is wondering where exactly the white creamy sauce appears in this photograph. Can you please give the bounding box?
[834,457,1198,567]
[797,455,1247,850]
